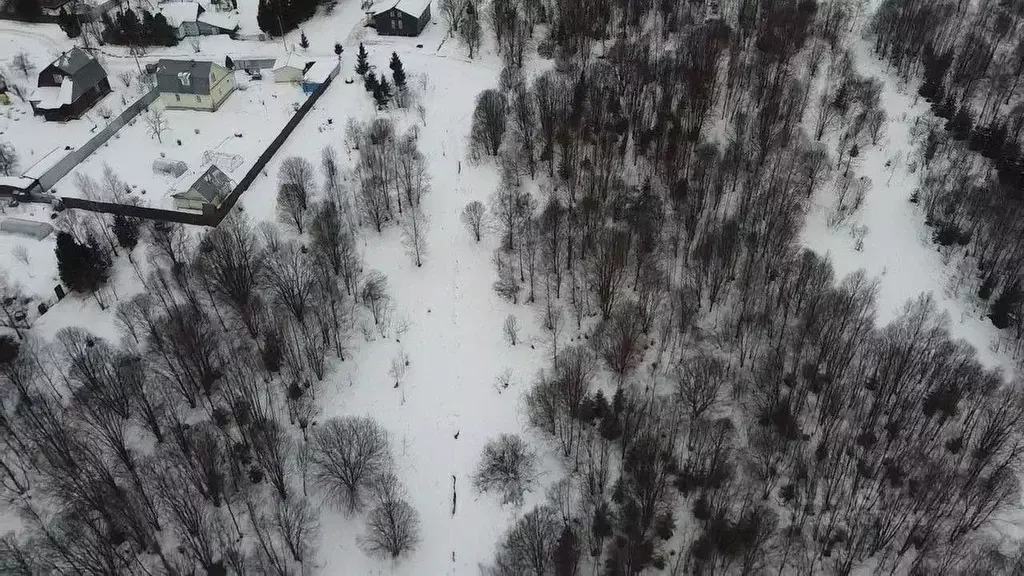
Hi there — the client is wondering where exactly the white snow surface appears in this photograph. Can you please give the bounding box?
[2,0,1022,572]
[801,33,1015,377]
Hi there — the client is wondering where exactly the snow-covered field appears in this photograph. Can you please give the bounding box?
[56,73,310,210]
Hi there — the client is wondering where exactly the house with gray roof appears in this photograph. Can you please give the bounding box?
[29,48,110,121]
[155,59,236,111]
[172,165,233,211]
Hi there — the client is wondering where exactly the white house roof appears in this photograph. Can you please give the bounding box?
[374,0,430,16]
[28,79,73,110]
[160,1,200,27]
[197,10,237,31]
[302,61,335,84]
[272,52,309,72]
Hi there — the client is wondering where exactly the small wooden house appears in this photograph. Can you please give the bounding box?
[272,53,313,83]
[372,0,431,37]
[172,165,232,211]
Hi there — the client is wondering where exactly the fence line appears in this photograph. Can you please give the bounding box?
[50,62,340,227]
[206,60,339,224]
[38,87,160,191]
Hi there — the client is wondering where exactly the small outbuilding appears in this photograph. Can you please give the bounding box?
[0,218,53,240]
[301,61,336,94]
[272,53,313,83]
[372,0,431,36]
[152,158,189,177]
[172,165,233,211]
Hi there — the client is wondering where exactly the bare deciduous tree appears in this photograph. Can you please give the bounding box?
[474,434,538,505]
[263,243,318,325]
[11,52,33,78]
[362,472,420,559]
[144,108,169,143]
[503,314,520,346]
[309,416,392,514]
[401,205,427,267]
[492,505,561,575]
[471,89,508,156]
[461,200,486,242]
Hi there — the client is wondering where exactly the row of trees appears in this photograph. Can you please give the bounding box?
[463,0,1024,573]
[100,8,178,47]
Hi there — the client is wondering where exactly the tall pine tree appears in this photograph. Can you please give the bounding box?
[355,43,369,75]
[112,215,140,250]
[55,232,110,294]
[374,76,392,108]
[389,52,406,89]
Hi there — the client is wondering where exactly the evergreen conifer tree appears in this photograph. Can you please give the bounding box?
[989,280,1021,329]
[56,233,110,294]
[112,215,140,250]
[374,76,392,108]
[364,70,379,93]
[389,52,406,89]
[356,43,369,75]
[299,31,310,49]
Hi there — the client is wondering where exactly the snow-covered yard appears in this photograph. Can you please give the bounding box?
[56,73,310,210]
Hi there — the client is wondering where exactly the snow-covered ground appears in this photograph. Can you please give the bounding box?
[4,0,1022,572]
[55,73,310,210]
[801,31,1015,378]
[237,25,546,574]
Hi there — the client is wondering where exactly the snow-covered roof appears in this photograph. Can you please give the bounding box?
[22,147,68,181]
[28,80,72,110]
[374,0,430,16]
[160,1,200,27]
[0,176,36,189]
[302,61,335,84]
[197,10,238,31]
[0,218,53,240]
[272,52,310,72]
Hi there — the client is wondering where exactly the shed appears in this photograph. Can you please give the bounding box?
[228,56,277,73]
[372,0,431,36]
[0,218,53,240]
[301,61,336,94]
[272,53,313,83]
[172,165,233,211]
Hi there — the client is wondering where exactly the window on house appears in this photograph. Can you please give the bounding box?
[397,19,403,29]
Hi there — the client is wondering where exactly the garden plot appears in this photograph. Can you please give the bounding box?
[54,74,309,211]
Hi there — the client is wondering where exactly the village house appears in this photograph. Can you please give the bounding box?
[155,59,236,111]
[159,1,239,38]
[28,48,111,121]
[372,0,431,36]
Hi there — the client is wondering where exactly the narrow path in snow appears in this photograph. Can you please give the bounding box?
[801,32,1013,375]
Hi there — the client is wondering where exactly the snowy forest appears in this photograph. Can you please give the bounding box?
[4,0,1024,575]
